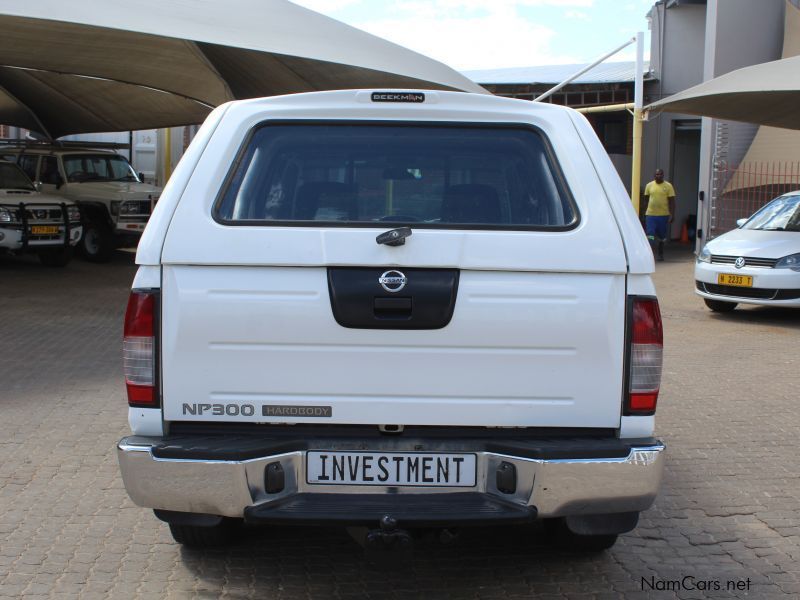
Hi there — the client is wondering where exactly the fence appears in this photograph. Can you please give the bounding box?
[709,161,800,238]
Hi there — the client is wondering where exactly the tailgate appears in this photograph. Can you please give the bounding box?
[161,265,625,427]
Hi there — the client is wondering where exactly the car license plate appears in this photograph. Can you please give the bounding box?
[718,274,753,287]
[30,225,59,235]
[306,451,477,487]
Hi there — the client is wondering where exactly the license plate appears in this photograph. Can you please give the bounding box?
[718,273,753,287]
[306,451,477,487]
[30,225,59,235]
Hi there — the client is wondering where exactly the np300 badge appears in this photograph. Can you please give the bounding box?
[379,270,407,292]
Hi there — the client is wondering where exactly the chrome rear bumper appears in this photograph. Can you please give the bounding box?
[118,436,665,522]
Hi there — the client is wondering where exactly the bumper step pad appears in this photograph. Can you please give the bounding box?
[244,492,536,526]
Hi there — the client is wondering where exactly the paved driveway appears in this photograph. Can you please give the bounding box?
[1,248,798,599]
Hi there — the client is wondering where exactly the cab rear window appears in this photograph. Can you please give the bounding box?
[215,123,578,229]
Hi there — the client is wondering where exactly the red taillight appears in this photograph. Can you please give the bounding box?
[626,297,663,415]
[123,291,157,407]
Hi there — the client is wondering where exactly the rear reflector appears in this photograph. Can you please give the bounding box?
[627,297,663,415]
[124,291,157,407]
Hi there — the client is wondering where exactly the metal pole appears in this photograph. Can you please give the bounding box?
[630,31,644,213]
[535,37,636,103]
[164,127,172,182]
[576,102,634,114]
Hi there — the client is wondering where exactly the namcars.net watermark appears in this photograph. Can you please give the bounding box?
[642,575,751,593]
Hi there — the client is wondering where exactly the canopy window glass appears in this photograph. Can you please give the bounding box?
[216,124,577,230]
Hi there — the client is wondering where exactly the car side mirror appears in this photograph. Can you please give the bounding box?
[736,218,747,228]
[138,172,145,183]
[35,181,43,192]
[55,174,64,190]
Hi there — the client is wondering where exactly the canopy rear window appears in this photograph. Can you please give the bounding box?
[215,123,578,229]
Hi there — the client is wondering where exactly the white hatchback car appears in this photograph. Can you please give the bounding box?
[695,190,800,311]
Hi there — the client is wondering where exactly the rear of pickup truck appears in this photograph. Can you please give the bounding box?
[118,90,665,550]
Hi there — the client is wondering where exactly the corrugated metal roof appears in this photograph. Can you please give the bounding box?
[463,61,652,85]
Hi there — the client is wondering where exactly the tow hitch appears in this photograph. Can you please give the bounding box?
[365,515,412,553]
[348,517,462,561]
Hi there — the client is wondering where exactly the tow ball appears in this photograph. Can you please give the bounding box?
[365,515,412,554]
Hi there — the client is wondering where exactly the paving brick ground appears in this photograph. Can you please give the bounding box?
[0,246,798,599]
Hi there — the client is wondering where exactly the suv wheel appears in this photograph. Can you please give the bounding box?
[38,247,73,267]
[545,518,618,552]
[704,298,737,312]
[80,219,113,263]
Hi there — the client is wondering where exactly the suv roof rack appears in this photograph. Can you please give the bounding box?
[0,139,131,151]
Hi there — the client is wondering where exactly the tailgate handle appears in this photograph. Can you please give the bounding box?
[373,297,412,319]
[376,226,412,246]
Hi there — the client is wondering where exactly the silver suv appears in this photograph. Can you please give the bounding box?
[0,161,82,266]
[2,143,162,262]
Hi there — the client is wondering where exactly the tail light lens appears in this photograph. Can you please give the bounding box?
[123,291,158,407]
[626,297,663,415]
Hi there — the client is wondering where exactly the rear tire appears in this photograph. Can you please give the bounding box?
[38,247,72,267]
[80,218,113,263]
[545,518,618,553]
[168,518,241,548]
[704,298,737,312]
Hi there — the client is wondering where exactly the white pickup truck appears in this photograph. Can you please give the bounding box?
[117,90,665,552]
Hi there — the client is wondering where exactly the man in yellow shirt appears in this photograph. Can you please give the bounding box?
[643,169,675,261]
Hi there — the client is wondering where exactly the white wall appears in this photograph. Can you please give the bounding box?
[643,3,706,192]
[696,0,785,247]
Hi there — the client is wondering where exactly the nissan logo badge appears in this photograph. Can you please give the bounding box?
[735,257,746,269]
[379,270,407,293]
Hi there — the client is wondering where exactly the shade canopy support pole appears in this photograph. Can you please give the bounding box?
[631,31,645,214]
[576,102,635,114]
[534,37,636,103]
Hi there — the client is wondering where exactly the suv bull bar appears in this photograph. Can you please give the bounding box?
[0,201,73,250]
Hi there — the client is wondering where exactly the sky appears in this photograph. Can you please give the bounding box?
[292,0,655,72]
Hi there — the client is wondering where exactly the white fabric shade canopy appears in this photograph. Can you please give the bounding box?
[0,0,485,138]
[646,54,800,130]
